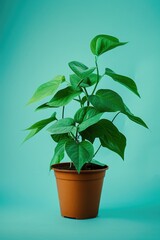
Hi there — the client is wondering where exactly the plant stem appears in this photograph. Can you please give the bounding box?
[69,161,72,168]
[70,132,78,142]
[92,56,99,95]
[83,87,89,106]
[78,96,82,107]
[62,106,65,118]
[112,111,121,123]
[93,144,102,157]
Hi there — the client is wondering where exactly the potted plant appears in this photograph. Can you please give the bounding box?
[24,34,148,219]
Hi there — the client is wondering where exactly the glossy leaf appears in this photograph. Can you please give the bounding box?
[28,75,65,104]
[26,113,56,129]
[98,119,126,159]
[65,140,94,173]
[51,133,69,143]
[90,34,127,56]
[89,90,148,128]
[74,106,103,132]
[47,118,76,134]
[50,139,68,167]
[70,73,98,90]
[123,105,148,128]
[35,103,56,111]
[70,74,82,90]
[47,86,81,107]
[105,68,140,97]
[68,61,95,79]
[85,73,99,86]
[89,89,125,112]
[91,159,106,167]
[24,113,57,142]
[81,119,126,159]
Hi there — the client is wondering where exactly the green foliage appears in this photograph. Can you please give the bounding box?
[90,34,127,56]
[50,138,69,167]
[25,33,148,173]
[48,118,76,134]
[74,106,103,132]
[65,140,94,173]
[24,113,57,142]
[105,68,140,97]
[28,75,65,104]
[48,86,81,107]
[80,119,126,159]
[68,61,95,79]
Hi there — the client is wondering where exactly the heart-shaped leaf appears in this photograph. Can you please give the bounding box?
[28,75,65,104]
[90,34,127,56]
[74,106,103,132]
[47,86,81,107]
[105,68,140,97]
[68,61,95,79]
[81,119,126,159]
[48,118,76,134]
[51,133,69,143]
[65,140,94,173]
[70,73,98,90]
[89,90,148,128]
[50,138,69,168]
[89,89,125,112]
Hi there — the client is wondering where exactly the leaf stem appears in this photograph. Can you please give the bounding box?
[93,144,102,157]
[78,96,82,107]
[70,132,78,142]
[83,87,89,106]
[62,106,65,118]
[92,56,99,95]
[112,111,121,123]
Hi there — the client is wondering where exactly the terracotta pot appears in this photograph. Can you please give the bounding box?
[52,163,108,219]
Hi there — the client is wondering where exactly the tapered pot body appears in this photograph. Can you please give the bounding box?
[52,163,108,219]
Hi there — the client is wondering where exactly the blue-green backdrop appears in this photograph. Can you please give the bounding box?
[1,0,160,239]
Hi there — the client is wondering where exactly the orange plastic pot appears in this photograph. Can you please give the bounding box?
[52,163,108,219]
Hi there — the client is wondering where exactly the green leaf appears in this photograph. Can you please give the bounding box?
[47,118,76,134]
[123,105,148,128]
[99,119,126,159]
[50,139,69,168]
[86,73,99,86]
[51,133,69,143]
[65,140,94,173]
[91,159,106,167]
[35,103,58,111]
[26,113,57,129]
[70,73,98,90]
[70,74,82,90]
[68,61,95,79]
[105,68,140,97]
[24,113,57,142]
[28,75,65,104]
[89,90,148,128]
[47,86,81,107]
[74,106,103,132]
[89,89,125,112]
[80,119,126,159]
[23,129,41,142]
[90,34,127,56]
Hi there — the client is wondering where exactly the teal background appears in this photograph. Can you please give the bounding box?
[1,0,160,239]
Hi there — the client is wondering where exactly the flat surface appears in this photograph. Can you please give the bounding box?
[1,204,160,240]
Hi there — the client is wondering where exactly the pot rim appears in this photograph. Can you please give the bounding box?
[51,162,109,174]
